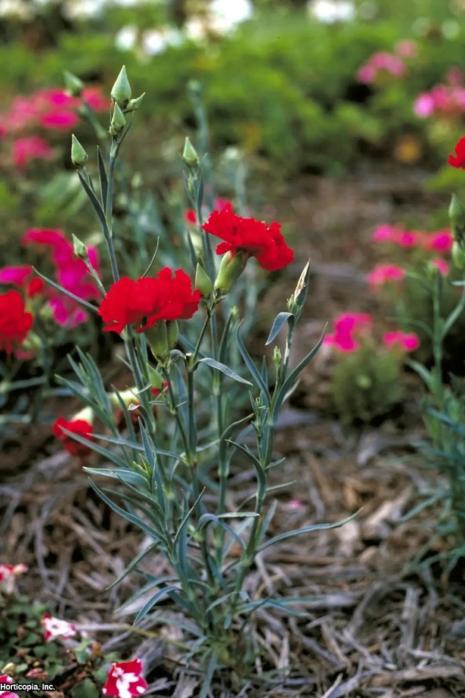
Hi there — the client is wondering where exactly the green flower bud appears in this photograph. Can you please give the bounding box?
[273,345,282,367]
[194,263,213,297]
[452,241,465,270]
[287,260,310,315]
[72,234,87,260]
[147,322,170,359]
[449,193,465,243]
[125,92,146,112]
[109,103,127,136]
[214,251,248,294]
[148,366,164,391]
[182,137,199,168]
[71,134,88,167]
[167,320,179,348]
[111,66,132,106]
[64,70,84,97]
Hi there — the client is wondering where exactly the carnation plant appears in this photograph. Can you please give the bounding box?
[324,312,419,424]
[396,137,465,551]
[36,67,347,693]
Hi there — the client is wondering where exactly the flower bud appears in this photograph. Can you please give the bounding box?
[182,137,200,168]
[449,193,465,243]
[71,134,88,167]
[214,251,247,294]
[167,320,179,348]
[125,92,146,112]
[148,366,164,392]
[452,241,465,270]
[109,103,127,136]
[110,388,139,409]
[74,406,94,424]
[195,263,213,297]
[287,260,310,316]
[111,66,132,106]
[64,70,84,97]
[72,234,87,260]
[273,345,282,367]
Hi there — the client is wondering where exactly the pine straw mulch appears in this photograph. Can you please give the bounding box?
[2,162,465,696]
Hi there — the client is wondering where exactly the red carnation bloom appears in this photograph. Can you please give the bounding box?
[203,204,294,272]
[102,659,148,698]
[448,137,465,169]
[53,417,93,457]
[98,268,201,334]
[0,290,33,354]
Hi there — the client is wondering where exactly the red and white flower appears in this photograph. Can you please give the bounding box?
[41,612,77,642]
[0,563,27,594]
[0,674,19,697]
[102,659,148,698]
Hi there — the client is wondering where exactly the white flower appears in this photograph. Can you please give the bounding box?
[309,0,355,23]
[209,0,253,34]
[115,25,138,52]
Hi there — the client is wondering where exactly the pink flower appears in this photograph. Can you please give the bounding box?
[12,136,53,169]
[0,265,34,286]
[367,263,406,287]
[0,674,19,697]
[22,228,101,327]
[423,230,453,253]
[41,613,77,642]
[431,257,450,276]
[82,86,110,112]
[357,64,376,83]
[372,224,402,242]
[40,109,79,130]
[357,51,406,83]
[414,92,436,117]
[396,230,422,247]
[383,330,420,352]
[324,312,372,353]
[102,659,148,697]
[395,40,416,58]
[0,563,27,594]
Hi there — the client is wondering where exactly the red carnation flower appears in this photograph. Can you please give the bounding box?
[448,136,465,169]
[53,417,93,457]
[0,290,33,354]
[102,659,148,698]
[203,204,294,272]
[98,268,201,334]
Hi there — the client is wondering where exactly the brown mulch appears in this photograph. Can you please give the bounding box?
[2,162,465,697]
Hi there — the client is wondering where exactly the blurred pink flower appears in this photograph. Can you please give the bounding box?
[12,136,53,169]
[423,230,453,253]
[40,109,79,130]
[0,265,34,286]
[82,86,110,112]
[0,674,19,697]
[395,40,416,58]
[367,263,406,287]
[22,228,101,327]
[324,312,372,352]
[372,224,402,242]
[357,51,406,84]
[431,257,450,275]
[0,563,27,594]
[383,330,420,352]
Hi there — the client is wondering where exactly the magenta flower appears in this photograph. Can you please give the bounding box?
[357,51,406,84]
[372,224,402,243]
[0,265,34,286]
[431,257,450,276]
[12,136,53,169]
[22,228,101,327]
[424,230,453,253]
[367,263,406,287]
[383,331,420,352]
[324,313,372,353]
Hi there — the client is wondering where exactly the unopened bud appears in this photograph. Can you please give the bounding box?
[71,134,88,167]
[64,70,84,97]
[195,263,213,297]
[72,234,87,259]
[273,346,282,367]
[146,321,178,358]
[109,103,127,136]
[287,260,310,315]
[74,406,94,424]
[449,193,465,243]
[452,241,465,270]
[214,251,247,294]
[111,65,132,106]
[182,137,199,168]
[125,92,145,112]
